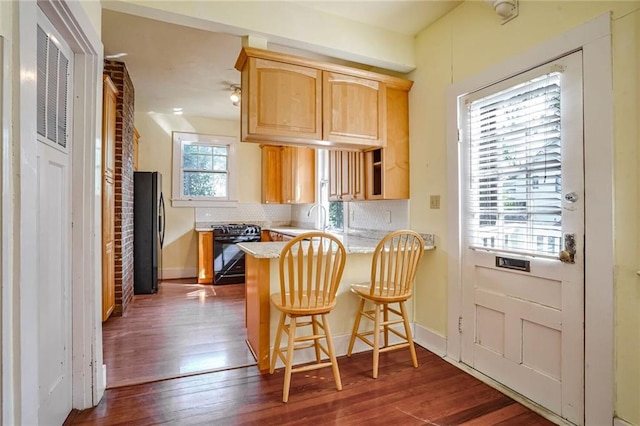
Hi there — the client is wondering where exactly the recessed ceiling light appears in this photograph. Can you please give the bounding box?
[105,53,128,59]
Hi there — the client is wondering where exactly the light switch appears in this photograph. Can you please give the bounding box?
[430,195,441,209]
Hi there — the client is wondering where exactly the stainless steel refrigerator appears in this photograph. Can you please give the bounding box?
[133,171,165,294]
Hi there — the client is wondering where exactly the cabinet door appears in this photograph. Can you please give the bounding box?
[323,71,387,148]
[295,147,316,204]
[261,145,282,203]
[384,87,409,199]
[101,75,117,322]
[328,150,341,201]
[329,150,364,201]
[282,146,315,204]
[348,151,366,201]
[245,58,322,142]
[198,231,213,284]
[365,87,409,200]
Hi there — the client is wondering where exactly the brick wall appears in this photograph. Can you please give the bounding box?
[104,61,135,315]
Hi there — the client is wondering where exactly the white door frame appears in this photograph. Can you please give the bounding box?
[446,14,613,426]
[6,1,103,423]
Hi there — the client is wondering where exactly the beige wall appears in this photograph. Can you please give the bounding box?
[409,1,639,423]
[79,0,101,36]
[109,0,414,72]
[133,113,261,276]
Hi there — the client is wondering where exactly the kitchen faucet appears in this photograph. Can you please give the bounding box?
[307,203,328,232]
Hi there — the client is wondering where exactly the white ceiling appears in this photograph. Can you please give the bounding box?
[101,2,461,120]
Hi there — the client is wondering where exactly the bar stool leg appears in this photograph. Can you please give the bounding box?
[270,312,286,373]
[312,315,322,363]
[282,316,297,403]
[322,314,342,391]
[373,303,381,379]
[400,301,418,368]
[347,298,365,356]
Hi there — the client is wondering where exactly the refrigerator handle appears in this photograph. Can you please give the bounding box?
[159,193,166,249]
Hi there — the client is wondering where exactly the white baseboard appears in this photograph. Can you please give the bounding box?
[614,417,634,426]
[413,323,447,357]
[162,267,197,280]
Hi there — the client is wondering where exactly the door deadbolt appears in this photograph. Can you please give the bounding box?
[564,192,579,203]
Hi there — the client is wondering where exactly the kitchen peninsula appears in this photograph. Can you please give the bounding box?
[238,229,435,371]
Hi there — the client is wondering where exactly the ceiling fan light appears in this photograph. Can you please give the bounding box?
[230,86,241,105]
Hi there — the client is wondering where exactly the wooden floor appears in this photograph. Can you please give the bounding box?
[79,282,556,425]
[73,346,554,425]
[102,280,255,388]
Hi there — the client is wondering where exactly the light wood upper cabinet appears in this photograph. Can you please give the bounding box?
[328,150,365,202]
[323,72,386,148]
[235,47,411,151]
[282,146,315,204]
[241,56,322,144]
[261,145,282,204]
[365,87,410,200]
[261,145,315,204]
[197,231,213,284]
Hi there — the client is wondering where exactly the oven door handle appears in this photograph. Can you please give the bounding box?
[214,237,261,243]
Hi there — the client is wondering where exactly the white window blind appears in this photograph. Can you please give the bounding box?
[37,24,70,149]
[467,72,562,257]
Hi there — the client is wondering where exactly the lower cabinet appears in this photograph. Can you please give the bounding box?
[197,231,213,284]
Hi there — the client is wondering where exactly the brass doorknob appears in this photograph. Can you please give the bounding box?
[559,250,572,263]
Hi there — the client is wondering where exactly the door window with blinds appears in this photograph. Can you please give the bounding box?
[462,66,565,258]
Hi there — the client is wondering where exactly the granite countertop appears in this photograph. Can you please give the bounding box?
[238,228,436,259]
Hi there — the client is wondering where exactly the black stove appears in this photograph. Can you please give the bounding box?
[212,224,261,284]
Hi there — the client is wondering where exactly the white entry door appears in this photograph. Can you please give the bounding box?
[36,13,73,425]
[460,52,584,424]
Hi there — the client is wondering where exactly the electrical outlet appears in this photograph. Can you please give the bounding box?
[430,195,441,209]
[385,210,392,223]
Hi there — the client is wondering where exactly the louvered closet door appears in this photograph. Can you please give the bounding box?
[460,52,584,425]
[36,11,74,426]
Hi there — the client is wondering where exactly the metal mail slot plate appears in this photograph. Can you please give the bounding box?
[495,256,530,272]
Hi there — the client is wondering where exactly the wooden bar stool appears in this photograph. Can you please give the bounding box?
[347,230,425,378]
[270,232,346,402]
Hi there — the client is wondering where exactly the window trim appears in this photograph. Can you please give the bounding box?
[171,132,238,207]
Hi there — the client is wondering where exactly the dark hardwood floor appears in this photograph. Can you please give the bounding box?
[79,293,556,425]
[102,279,255,388]
[73,347,554,425]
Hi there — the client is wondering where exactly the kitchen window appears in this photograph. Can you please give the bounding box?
[171,132,238,207]
[318,149,345,231]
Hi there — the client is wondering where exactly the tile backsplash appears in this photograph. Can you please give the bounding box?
[195,203,291,226]
[197,199,410,232]
[348,199,409,231]
[290,199,409,232]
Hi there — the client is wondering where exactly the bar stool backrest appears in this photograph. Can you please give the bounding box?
[278,232,346,310]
